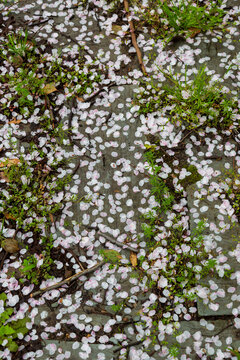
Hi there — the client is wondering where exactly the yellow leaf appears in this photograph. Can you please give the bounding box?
[112,25,123,35]
[130,252,137,267]
[42,83,57,95]
[2,238,19,253]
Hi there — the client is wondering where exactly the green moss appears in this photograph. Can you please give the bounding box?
[99,249,122,264]
[179,165,203,188]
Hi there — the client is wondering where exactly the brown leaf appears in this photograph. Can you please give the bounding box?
[2,238,19,253]
[42,83,57,95]
[130,252,137,267]
[64,268,72,278]
[6,266,21,279]
[49,213,54,223]
[0,158,20,168]
[76,96,84,102]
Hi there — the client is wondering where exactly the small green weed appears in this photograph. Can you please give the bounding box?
[111,301,124,312]
[7,67,45,116]
[0,292,29,352]
[144,145,175,212]
[169,344,180,358]
[227,348,240,359]
[6,30,35,58]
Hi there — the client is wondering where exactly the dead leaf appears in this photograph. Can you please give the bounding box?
[4,213,16,220]
[112,24,123,35]
[8,118,21,124]
[2,238,19,253]
[42,83,57,95]
[189,28,201,38]
[0,158,20,168]
[130,252,137,267]
[10,55,23,67]
[0,172,9,182]
[101,249,122,263]
[49,213,54,223]
[64,269,72,278]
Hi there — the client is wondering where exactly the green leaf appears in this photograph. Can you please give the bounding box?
[0,308,14,326]
[0,324,15,336]
[7,339,18,352]
[0,293,7,302]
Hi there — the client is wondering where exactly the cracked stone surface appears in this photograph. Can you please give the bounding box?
[1,0,240,359]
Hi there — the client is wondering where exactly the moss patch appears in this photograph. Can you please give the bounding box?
[179,164,203,189]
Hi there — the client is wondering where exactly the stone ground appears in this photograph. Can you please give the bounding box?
[1,0,240,359]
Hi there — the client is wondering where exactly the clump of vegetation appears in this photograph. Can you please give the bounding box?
[19,236,54,285]
[133,0,226,44]
[0,30,102,120]
[105,0,226,42]
[136,142,220,345]
[0,156,70,232]
[0,293,29,352]
[135,65,239,131]
[0,149,89,284]
[144,146,175,213]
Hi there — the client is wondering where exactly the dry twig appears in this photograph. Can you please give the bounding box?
[98,231,138,253]
[31,261,104,297]
[123,0,147,76]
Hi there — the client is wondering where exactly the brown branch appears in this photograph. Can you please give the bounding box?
[98,231,138,253]
[59,244,85,271]
[123,0,147,76]
[30,261,104,298]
